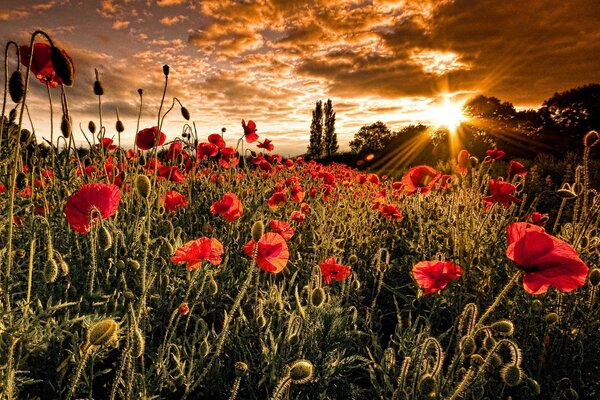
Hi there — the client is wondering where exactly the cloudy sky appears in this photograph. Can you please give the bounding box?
[1,0,599,155]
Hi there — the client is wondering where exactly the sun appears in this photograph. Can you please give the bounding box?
[431,97,466,132]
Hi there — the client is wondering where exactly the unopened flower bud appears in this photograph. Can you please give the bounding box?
[88,318,119,347]
[288,359,314,384]
[50,46,74,86]
[9,70,25,103]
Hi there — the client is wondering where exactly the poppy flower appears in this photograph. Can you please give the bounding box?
[506,222,588,294]
[319,257,351,284]
[401,165,442,195]
[483,179,521,209]
[158,166,185,183]
[210,192,243,222]
[164,190,188,211]
[290,211,305,224]
[96,138,117,151]
[257,138,274,151]
[20,43,74,88]
[508,160,527,176]
[290,185,305,203]
[412,261,463,294]
[242,119,259,143]
[136,126,166,150]
[64,183,121,234]
[457,149,470,175]
[379,204,403,220]
[243,232,289,273]
[179,302,190,316]
[197,142,219,159]
[439,174,456,190]
[208,133,226,149]
[485,148,505,162]
[219,147,239,168]
[171,237,224,270]
[269,220,295,240]
[268,190,287,209]
[529,211,548,226]
[166,141,185,161]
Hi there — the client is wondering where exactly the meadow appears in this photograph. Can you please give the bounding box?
[1,31,599,400]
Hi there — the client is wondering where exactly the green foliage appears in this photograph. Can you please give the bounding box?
[308,100,324,158]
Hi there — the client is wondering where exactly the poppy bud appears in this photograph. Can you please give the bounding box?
[234,361,248,377]
[589,268,600,286]
[500,365,522,387]
[179,302,189,316]
[546,312,559,324]
[137,88,143,96]
[348,254,359,264]
[556,188,577,199]
[132,326,145,358]
[181,106,190,121]
[135,175,151,199]
[116,119,125,133]
[483,335,496,351]
[9,108,17,123]
[251,221,264,242]
[50,46,74,86]
[563,388,579,400]
[221,127,226,133]
[162,64,170,77]
[382,347,396,371]
[93,79,104,96]
[20,129,31,144]
[59,260,69,276]
[209,275,218,295]
[310,287,326,308]
[491,320,514,336]
[469,354,484,367]
[97,226,113,251]
[418,374,436,397]
[88,120,96,134]
[256,315,267,328]
[9,70,25,103]
[531,299,543,312]
[527,378,541,395]
[351,278,361,290]
[45,259,59,283]
[60,114,72,139]
[288,360,314,384]
[460,336,476,356]
[16,172,28,191]
[88,318,119,347]
[116,259,125,271]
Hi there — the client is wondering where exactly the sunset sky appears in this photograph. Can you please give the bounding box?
[1,0,600,155]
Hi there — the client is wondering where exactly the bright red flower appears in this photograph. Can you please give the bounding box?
[412,261,463,294]
[529,211,548,226]
[290,211,305,224]
[197,142,219,159]
[269,220,295,240]
[166,141,184,160]
[401,165,442,195]
[508,160,527,176]
[268,190,287,209]
[243,232,289,273]
[136,126,166,150]
[506,222,588,294]
[208,133,226,149]
[380,204,403,220]
[439,174,456,190]
[257,138,274,151]
[97,138,117,151]
[171,237,224,270]
[242,119,259,143]
[210,192,243,222]
[164,190,188,211]
[158,166,185,182]
[219,147,239,168]
[290,185,305,203]
[483,179,521,209]
[64,183,120,234]
[126,149,138,160]
[20,43,74,88]
[319,257,351,284]
[179,302,190,316]
[457,149,470,175]
[485,148,505,162]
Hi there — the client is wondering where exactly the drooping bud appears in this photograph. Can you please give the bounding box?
[9,70,25,103]
[251,221,265,242]
[179,302,189,316]
[88,120,96,134]
[310,287,326,308]
[235,361,249,377]
[116,119,125,133]
[128,259,141,270]
[418,374,436,397]
[45,259,59,283]
[134,175,151,198]
[88,318,119,347]
[348,254,359,264]
[491,320,514,336]
[162,64,170,77]
[16,172,28,191]
[288,359,314,384]
[546,312,559,324]
[132,326,145,358]
[9,108,17,123]
[50,46,74,86]
[97,226,113,251]
[500,365,522,387]
[589,268,600,286]
[460,335,476,356]
[181,106,190,121]
[60,114,72,139]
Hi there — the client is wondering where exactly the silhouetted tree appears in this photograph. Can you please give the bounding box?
[308,100,324,158]
[323,99,337,157]
[350,121,393,155]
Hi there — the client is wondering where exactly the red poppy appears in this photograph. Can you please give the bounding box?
[242,119,259,143]
[319,257,351,284]
[197,142,219,159]
[164,190,188,211]
[268,190,287,209]
[483,179,521,209]
[290,211,305,224]
[243,232,289,273]
[457,149,470,175]
[210,192,243,222]
[126,149,138,160]
[136,126,166,150]
[506,222,588,294]
[269,220,295,240]
[401,165,441,195]
[179,302,190,316]
[508,160,527,176]
[290,185,305,203]
[64,183,121,234]
[412,261,463,294]
[158,166,185,183]
[166,141,184,160]
[208,133,226,149]
[439,174,456,190]
[20,43,74,88]
[529,211,548,226]
[96,138,117,151]
[485,148,505,162]
[219,147,239,168]
[379,204,403,220]
[171,237,224,270]
[257,138,274,151]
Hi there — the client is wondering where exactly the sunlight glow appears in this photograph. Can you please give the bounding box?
[431,98,466,132]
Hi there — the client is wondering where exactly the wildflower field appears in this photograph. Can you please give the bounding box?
[1,32,600,400]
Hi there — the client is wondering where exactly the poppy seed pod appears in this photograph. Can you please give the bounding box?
[162,64,170,77]
[60,114,72,139]
[137,88,143,96]
[9,70,25,103]
[97,226,113,251]
[93,80,104,96]
[251,221,264,242]
[288,360,314,384]
[88,318,119,347]
[500,365,522,387]
[88,120,96,134]
[181,106,190,121]
[116,119,125,133]
[50,46,74,86]
[134,175,151,198]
